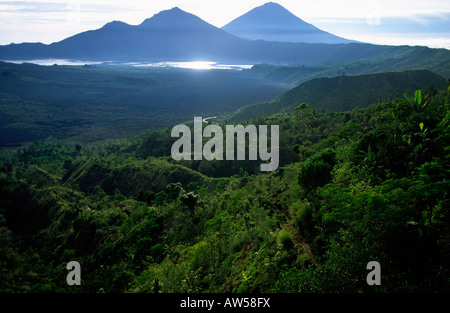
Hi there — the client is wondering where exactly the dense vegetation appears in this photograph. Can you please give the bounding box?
[1,80,449,293]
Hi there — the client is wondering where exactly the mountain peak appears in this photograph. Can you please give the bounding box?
[235,2,305,25]
[156,6,185,15]
[100,20,130,30]
[259,2,289,10]
[139,7,212,29]
[222,2,351,44]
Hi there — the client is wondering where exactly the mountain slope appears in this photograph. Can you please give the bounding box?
[228,69,448,121]
[222,2,351,44]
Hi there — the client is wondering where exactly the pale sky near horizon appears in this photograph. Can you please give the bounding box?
[1,0,449,48]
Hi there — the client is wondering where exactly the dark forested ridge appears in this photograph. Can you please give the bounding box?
[1,82,449,293]
[229,70,448,122]
[248,46,450,87]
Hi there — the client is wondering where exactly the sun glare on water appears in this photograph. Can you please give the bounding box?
[3,59,253,70]
[176,61,216,70]
[145,61,252,70]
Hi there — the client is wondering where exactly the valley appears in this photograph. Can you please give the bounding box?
[0,61,286,147]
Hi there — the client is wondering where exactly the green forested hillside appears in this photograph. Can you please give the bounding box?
[229,70,447,122]
[1,84,449,293]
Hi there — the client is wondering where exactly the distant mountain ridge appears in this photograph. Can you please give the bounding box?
[0,4,449,73]
[222,2,352,44]
[229,70,448,122]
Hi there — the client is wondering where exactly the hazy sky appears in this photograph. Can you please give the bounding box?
[1,0,449,48]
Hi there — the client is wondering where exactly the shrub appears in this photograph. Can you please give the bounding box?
[277,229,294,250]
[298,148,336,193]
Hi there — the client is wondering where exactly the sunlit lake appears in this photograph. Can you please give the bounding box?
[4,59,104,66]
[129,61,253,70]
[3,59,253,70]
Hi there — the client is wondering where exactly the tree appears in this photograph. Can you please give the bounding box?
[298,148,336,194]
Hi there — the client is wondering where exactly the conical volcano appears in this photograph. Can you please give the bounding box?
[222,2,351,44]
